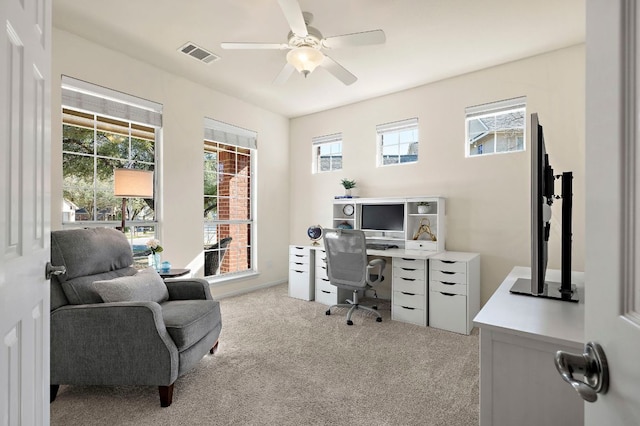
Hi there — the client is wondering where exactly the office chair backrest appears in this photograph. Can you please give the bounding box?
[323,229,368,289]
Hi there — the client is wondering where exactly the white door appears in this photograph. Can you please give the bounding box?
[0,0,52,424]
[584,0,640,424]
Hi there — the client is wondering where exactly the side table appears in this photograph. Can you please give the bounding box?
[159,268,191,279]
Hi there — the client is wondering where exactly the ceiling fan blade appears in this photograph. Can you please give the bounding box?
[321,55,357,86]
[277,0,308,37]
[273,63,295,85]
[323,30,386,49]
[221,42,289,50]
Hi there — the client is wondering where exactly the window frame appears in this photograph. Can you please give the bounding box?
[60,77,162,257]
[203,118,257,281]
[312,133,343,173]
[376,118,419,167]
[465,97,527,158]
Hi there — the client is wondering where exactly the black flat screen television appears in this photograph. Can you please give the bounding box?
[510,113,579,302]
[360,203,404,232]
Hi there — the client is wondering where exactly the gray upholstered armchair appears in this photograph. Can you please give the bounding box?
[49,227,222,407]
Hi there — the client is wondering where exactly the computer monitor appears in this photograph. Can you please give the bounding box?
[360,203,404,232]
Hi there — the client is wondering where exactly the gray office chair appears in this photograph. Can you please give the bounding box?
[323,229,386,325]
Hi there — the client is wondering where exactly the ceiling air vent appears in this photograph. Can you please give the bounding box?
[179,42,220,64]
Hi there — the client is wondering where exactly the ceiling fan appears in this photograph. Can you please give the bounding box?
[220,0,386,86]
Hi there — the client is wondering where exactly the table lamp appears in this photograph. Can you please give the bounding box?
[114,168,154,232]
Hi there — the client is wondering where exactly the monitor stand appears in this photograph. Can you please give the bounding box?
[510,278,580,303]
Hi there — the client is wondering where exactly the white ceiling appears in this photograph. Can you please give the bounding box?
[53,0,585,118]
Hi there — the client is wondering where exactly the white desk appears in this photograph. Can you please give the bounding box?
[289,244,480,333]
[473,266,585,426]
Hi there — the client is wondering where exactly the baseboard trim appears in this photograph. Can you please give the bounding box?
[210,279,287,300]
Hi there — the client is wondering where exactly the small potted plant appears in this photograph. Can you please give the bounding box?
[340,179,357,197]
[417,201,431,214]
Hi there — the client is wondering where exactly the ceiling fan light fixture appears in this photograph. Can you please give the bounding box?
[286,46,324,77]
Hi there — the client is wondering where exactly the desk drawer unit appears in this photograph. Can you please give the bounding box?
[314,249,350,306]
[288,246,314,301]
[428,252,480,335]
[392,257,428,326]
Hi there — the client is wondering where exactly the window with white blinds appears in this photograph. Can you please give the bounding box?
[376,118,419,166]
[312,133,342,173]
[465,96,526,157]
[61,76,162,264]
[203,118,257,279]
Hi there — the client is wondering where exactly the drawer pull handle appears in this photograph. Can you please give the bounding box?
[294,254,304,258]
[294,262,303,266]
[321,290,330,294]
[441,260,456,264]
[401,292,416,296]
[401,278,416,281]
[440,292,456,296]
[294,246,304,249]
[322,278,329,282]
[441,281,455,286]
[401,258,416,261]
[294,270,304,273]
[401,306,416,310]
[401,267,416,271]
[441,271,455,275]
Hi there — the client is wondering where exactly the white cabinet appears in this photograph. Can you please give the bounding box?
[473,267,584,426]
[391,257,428,326]
[429,252,480,335]
[288,245,314,301]
[314,248,350,305]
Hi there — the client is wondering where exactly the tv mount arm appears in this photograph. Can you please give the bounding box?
[554,171,574,299]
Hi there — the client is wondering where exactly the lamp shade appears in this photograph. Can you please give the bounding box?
[114,169,154,198]
[286,46,325,77]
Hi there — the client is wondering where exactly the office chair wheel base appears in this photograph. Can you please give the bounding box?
[325,310,331,315]
[376,317,382,322]
[347,320,354,326]
[372,305,378,310]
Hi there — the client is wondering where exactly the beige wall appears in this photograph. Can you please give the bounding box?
[51,29,291,298]
[289,45,585,305]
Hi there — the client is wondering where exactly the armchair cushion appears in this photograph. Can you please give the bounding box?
[62,267,138,305]
[161,300,221,351]
[94,267,169,304]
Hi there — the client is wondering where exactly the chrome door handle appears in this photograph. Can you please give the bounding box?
[45,262,66,280]
[554,341,609,402]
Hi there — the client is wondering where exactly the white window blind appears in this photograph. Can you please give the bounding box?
[61,75,162,127]
[465,96,526,118]
[204,117,257,150]
[376,117,418,135]
[312,133,342,145]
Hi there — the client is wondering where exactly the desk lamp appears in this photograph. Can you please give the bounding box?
[114,168,154,232]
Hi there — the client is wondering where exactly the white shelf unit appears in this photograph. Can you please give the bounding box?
[332,199,357,230]
[288,245,314,301]
[331,196,445,251]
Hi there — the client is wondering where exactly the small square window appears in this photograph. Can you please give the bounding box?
[313,133,343,173]
[376,118,419,166]
[465,97,526,157]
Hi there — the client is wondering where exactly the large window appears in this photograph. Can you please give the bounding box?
[465,97,526,157]
[376,118,419,166]
[204,118,256,279]
[61,77,162,263]
[313,133,342,173]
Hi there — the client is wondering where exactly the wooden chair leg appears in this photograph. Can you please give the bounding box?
[159,383,174,407]
[50,384,60,403]
[209,339,219,354]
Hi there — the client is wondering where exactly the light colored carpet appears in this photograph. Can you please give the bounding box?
[51,284,479,425]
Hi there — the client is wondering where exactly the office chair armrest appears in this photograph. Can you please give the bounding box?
[367,258,386,286]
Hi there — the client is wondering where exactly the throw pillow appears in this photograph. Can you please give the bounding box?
[94,267,169,303]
